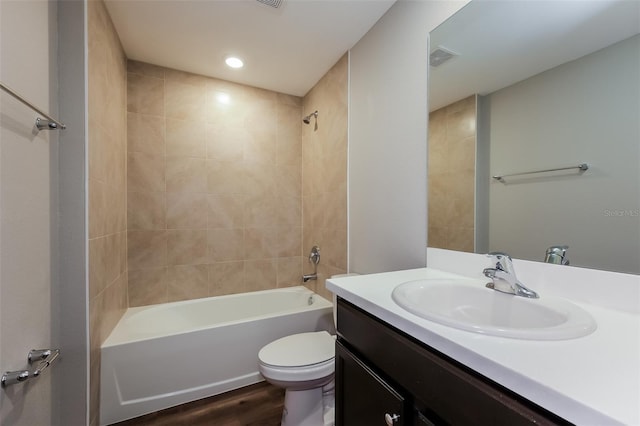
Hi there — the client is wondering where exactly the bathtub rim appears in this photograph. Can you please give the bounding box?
[102,286,333,347]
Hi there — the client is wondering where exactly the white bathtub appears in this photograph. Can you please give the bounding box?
[100,286,333,425]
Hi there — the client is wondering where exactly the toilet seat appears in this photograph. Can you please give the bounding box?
[258,331,336,386]
[259,358,335,385]
[258,331,335,368]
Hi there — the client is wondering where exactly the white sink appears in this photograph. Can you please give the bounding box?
[391,279,596,340]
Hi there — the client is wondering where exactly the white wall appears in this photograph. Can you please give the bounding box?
[0,2,88,424]
[0,1,58,424]
[488,35,640,274]
[348,0,468,273]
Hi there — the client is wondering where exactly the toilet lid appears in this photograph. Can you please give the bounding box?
[259,331,335,367]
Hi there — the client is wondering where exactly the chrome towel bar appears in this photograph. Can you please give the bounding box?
[0,81,66,130]
[493,163,589,182]
[1,348,60,387]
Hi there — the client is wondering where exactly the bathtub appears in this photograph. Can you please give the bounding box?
[100,286,333,425]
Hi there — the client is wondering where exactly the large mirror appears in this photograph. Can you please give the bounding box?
[428,0,639,274]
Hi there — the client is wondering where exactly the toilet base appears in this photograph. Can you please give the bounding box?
[282,387,323,426]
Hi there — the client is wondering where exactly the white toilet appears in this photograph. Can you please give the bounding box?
[258,276,355,426]
[258,331,336,426]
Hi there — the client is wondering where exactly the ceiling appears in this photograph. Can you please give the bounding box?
[104,0,396,97]
[429,0,640,111]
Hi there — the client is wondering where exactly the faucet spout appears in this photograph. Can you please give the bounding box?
[302,273,317,283]
[483,252,539,298]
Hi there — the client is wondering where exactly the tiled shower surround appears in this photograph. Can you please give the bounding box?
[125,56,349,306]
[126,61,307,306]
[428,95,477,252]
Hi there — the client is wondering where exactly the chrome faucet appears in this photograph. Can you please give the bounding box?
[544,245,570,265]
[302,246,320,283]
[302,274,317,283]
[483,252,539,298]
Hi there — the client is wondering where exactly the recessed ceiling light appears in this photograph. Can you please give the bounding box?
[216,93,230,104]
[225,57,244,69]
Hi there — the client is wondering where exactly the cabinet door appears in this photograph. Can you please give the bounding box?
[336,341,408,426]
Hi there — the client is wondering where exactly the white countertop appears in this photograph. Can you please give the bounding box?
[326,267,640,426]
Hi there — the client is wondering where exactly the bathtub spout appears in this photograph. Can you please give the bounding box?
[302,273,317,283]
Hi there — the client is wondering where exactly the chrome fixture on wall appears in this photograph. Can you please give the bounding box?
[303,110,318,131]
[492,163,589,183]
[0,81,66,131]
[2,348,61,387]
[302,245,320,282]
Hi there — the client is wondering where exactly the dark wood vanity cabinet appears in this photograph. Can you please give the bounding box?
[335,298,571,426]
[336,341,409,425]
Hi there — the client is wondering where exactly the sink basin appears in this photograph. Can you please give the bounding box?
[391,279,596,340]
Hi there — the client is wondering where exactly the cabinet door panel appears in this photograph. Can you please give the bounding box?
[336,341,408,426]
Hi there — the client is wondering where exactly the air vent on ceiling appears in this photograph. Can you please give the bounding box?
[430,47,458,67]
[256,0,283,8]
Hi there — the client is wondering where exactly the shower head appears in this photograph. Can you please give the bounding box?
[303,110,318,125]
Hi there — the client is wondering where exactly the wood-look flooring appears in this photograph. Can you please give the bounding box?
[114,381,285,426]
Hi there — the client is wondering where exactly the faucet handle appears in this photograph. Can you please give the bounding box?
[487,251,512,260]
[486,251,515,274]
[309,246,321,266]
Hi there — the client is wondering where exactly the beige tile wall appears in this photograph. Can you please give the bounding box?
[126,61,305,306]
[87,0,128,424]
[302,54,349,301]
[428,95,476,252]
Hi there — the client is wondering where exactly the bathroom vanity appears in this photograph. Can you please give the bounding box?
[327,256,640,426]
[335,298,567,425]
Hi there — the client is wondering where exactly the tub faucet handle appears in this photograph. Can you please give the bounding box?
[302,246,320,283]
[309,246,320,266]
